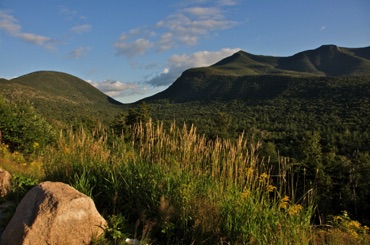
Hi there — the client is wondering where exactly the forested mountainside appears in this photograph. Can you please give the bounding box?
[0,71,124,125]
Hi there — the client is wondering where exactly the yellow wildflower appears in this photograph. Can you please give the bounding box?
[348,220,361,229]
[246,167,254,178]
[267,184,276,192]
[288,204,303,215]
[11,151,25,163]
[259,172,269,182]
[333,215,343,223]
[30,160,43,171]
[241,190,250,201]
[33,142,39,149]
[279,195,290,210]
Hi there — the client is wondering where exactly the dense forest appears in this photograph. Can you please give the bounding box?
[135,75,370,224]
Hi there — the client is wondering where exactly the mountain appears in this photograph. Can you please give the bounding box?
[1,45,369,123]
[277,45,370,75]
[141,45,370,103]
[0,71,124,125]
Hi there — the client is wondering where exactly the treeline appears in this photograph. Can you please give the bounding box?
[141,76,370,225]
[1,75,369,227]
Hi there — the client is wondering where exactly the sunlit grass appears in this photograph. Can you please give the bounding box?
[36,120,315,244]
[0,143,44,180]
[2,120,368,244]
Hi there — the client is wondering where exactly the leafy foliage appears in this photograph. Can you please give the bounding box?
[0,96,56,154]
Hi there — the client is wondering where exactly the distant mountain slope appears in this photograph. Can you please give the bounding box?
[141,45,370,103]
[0,71,124,125]
[277,45,370,76]
[8,71,122,105]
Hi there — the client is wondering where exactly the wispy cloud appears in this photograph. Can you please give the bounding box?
[217,0,239,6]
[0,10,55,49]
[320,25,327,31]
[114,1,240,58]
[70,24,91,34]
[146,48,240,87]
[182,6,223,18]
[59,6,86,21]
[68,46,91,59]
[114,35,153,57]
[155,11,237,47]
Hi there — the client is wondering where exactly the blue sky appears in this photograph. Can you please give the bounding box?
[0,0,369,103]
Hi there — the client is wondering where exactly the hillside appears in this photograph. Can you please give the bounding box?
[1,45,369,123]
[0,71,124,125]
[141,45,370,103]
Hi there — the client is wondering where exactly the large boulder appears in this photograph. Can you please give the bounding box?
[1,181,107,245]
[0,169,11,197]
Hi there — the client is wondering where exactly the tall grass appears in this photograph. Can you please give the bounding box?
[39,120,314,244]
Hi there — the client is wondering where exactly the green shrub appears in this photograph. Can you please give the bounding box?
[0,96,55,154]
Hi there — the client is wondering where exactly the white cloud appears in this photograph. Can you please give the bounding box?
[0,10,55,49]
[320,25,327,31]
[70,24,91,34]
[217,0,239,6]
[179,0,239,7]
[146,48,240,86]
[89,79,161,103]
[182,7,223,19]
[114,37,153,57]
[163,67,170,74]
[114,1,240,58]
[0,11,20,33]
[90,80,140,97]
[170,48,240,68]
[155,11,237,46]
[18,32,51,45]
[157,32,174,51]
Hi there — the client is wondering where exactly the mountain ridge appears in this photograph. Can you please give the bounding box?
[140,44,370,103]
[1,44,369,112]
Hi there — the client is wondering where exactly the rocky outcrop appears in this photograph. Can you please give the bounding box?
[0,169,11,197]
[0,181,107,245]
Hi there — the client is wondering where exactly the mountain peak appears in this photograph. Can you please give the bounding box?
[312,44,343,56]
[141,44,370,103]
[317,44,339,50]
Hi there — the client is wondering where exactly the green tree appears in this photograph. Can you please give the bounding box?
[0,96,55,154]
[300,131,323,179]
[125,102,151,127]
[210,111,235,139]
[298,131,332,222]
[110,112,127,134]
[260,141,278,163]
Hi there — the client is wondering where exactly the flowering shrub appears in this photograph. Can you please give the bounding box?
[331,211,369,239]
